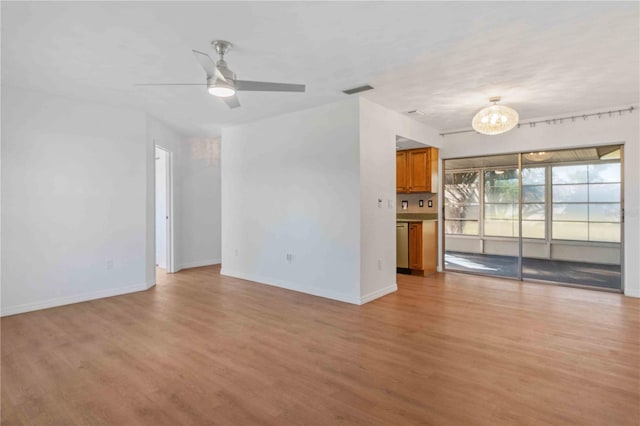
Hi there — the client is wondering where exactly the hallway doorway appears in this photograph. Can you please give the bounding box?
[155,146,174,272]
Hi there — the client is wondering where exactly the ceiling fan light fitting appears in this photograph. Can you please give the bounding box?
[207,79,236,97]
[208,86,236,97]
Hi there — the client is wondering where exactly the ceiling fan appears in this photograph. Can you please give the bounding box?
[136,40,305,109]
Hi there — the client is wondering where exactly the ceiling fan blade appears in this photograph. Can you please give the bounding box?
[235,80,305,93]
[221,94,240,109]
[135,83,206,86]
[192,49,227,82]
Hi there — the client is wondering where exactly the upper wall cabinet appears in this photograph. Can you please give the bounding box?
[408,149,429,192]
[396,147,439,193]
[396,151,408,192]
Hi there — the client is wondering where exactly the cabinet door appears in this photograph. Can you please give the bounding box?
[396,151,408,193]
[423,221,438,273]
[409,223,423,270]
[408,149,430,192]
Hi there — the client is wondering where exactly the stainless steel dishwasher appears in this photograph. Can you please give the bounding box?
[396,222,409,269]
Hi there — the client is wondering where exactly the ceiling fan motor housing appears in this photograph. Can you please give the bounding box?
[215,61,235,81]
[207,60,236,92]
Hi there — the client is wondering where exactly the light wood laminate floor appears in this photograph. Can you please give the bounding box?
[2,266,639,425]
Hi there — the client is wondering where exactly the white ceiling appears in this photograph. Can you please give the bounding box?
[396,136,429,151]
[2,2,638,136]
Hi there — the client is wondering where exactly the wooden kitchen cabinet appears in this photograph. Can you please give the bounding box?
[396,151,408,192]
[421,221,438,274]
[409,223,423,270]
[407,221,438,275]
[397,147,438,193]
[408,149,429,192]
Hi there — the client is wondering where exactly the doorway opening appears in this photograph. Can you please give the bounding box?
[155,145,174,274]
[442,145,623,291]
[395,135,440,276]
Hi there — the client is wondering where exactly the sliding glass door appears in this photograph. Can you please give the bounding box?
[444,154,521,279]
[443,145,623,290]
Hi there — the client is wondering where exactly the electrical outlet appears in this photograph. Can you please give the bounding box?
[419,200,424,207]
[377,198,383,208]
[106,259,114,270]
[428,200,433,208]
[286,253,294,262]
[234,249,239,257]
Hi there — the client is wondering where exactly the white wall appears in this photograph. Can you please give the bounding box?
[220,97,440,304]
[358,98,441,302]
[179,136,222,269]
[1,87,222,316]
[1,87,152,315]
[221,98,362,303]
[440,107,640,297]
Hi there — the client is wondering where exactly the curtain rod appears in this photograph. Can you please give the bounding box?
[439,106,635,137]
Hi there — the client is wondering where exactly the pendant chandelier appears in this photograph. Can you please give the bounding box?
[472,97,519,135]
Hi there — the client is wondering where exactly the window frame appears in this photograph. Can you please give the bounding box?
[443,158,622,244]
[550,160,621,243]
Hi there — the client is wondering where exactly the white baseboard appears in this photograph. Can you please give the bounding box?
[624,287,640,298]
[359,283,398,304]
[0,280,156,317]
[220,268,361,305]
[175,258,221,272]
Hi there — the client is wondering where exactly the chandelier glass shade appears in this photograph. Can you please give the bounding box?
[472,97,519,135]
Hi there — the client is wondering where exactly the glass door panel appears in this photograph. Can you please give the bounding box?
[443,154,520,278]
[521,146,622,289]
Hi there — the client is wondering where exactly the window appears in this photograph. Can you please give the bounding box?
[551,163,621,242]
[521,167,546,239]
[484,169,518,237]
[444,172,479,235]
[444,151,621,244]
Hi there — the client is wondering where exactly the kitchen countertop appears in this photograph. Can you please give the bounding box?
[397,213,438,222]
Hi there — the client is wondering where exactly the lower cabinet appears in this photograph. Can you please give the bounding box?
[422,221,438,274]
[409,223,423,270]
[407,221,438,275]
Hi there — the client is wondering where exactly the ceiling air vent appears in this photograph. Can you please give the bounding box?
[342,85,374,95]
